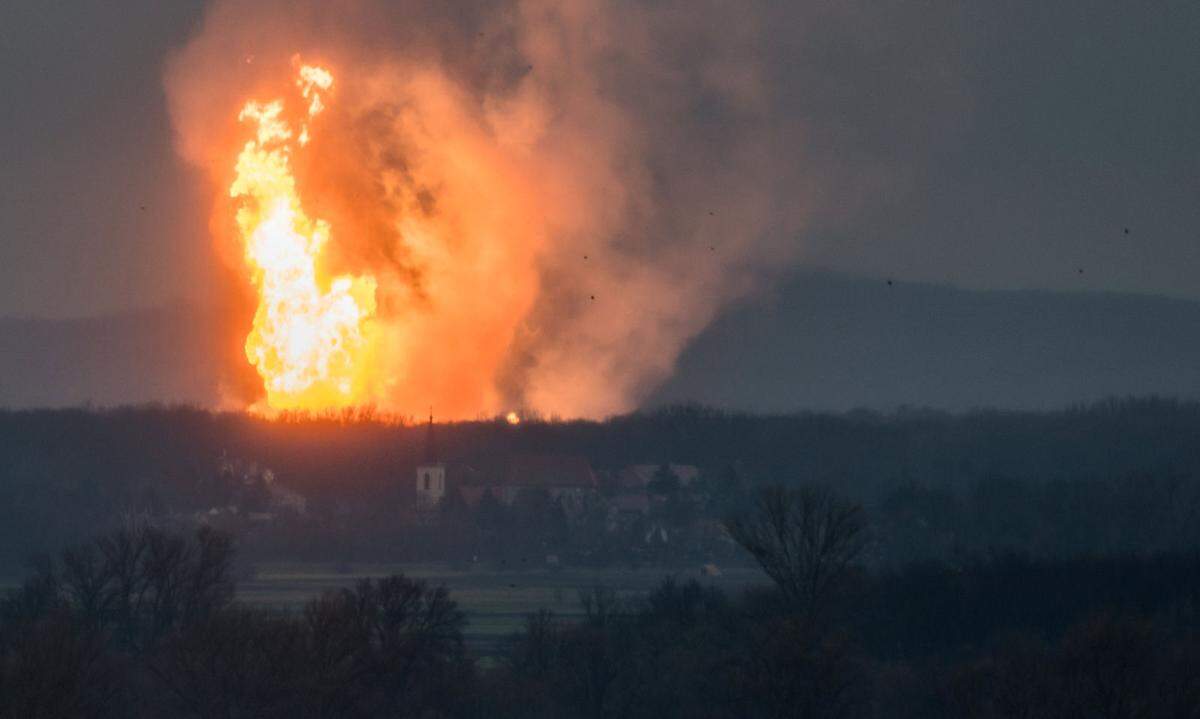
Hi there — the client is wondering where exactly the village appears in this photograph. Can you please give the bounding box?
[164,420,746,570]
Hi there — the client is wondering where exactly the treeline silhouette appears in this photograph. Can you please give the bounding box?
[0,524,471,718]
[4,397,1200,570]
[3,506,1199,717]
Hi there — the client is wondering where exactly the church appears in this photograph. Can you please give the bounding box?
[411,414,596,513]
[415,414,447,507]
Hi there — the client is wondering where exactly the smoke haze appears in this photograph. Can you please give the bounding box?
[164,0,803,418]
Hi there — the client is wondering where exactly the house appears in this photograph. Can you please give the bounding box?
[611,493,651,515]
[269,484,307,515]
[216,453,307,517]
[604,463,704,533]
[617,463,700,490]
[606,491,652,532]
[443,454,597,514]
[492,454,597,509]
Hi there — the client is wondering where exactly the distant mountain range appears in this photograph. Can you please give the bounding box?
[0,304,223,408]
[648,270,1200,412]
[3,271,1200,412]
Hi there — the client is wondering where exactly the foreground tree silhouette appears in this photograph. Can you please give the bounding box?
[59,524,235,656]
[0,525,235,718]
[0,525,475,719]
[158,606,306,718]
[302,575,470,718]
[724,485,866,618]
[0,578,121,718]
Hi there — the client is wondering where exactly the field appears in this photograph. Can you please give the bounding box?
[0,561,769,655]
[238,562,769,654]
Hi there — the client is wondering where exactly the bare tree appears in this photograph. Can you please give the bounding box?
[724,485,866,618]
[156,606,306,719]
[301,575,468,718]
[76,525,235,655]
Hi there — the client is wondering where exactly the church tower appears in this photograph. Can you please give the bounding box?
[415,412,446,507]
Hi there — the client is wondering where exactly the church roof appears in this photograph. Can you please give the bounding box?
[425,454,596,491]
[501,454,597,488]
[617,463,699,489]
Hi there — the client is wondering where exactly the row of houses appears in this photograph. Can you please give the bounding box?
[414,452,700,521]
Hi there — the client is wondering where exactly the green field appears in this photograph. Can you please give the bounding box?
[238,562,769,652]
[0,562,769,654]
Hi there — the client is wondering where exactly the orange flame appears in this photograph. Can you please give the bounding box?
[231,63,377,410]
[168,0,787,420]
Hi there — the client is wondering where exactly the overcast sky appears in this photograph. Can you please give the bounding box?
[1,0,1197,319]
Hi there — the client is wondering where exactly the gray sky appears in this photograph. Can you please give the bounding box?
[1,0,1198,319]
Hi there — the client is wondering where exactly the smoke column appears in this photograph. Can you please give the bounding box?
[165,0,804,418]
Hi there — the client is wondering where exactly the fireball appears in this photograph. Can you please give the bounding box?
[230,63,377,410]
[169,0,779,420]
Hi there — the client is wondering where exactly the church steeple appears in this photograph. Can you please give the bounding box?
[424,409,437,464]
[415,409,447,508]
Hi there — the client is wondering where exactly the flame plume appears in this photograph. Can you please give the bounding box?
[231,63,377,410]
[166,0,797,419]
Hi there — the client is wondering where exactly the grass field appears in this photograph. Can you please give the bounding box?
[238,562,769,653]
[0,562,769,655]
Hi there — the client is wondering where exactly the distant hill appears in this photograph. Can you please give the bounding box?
[0,304,223,408]
[648,270,1200,412]
[3,271,1200,411]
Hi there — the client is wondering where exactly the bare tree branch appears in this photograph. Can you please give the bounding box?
[725,485,866,619]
